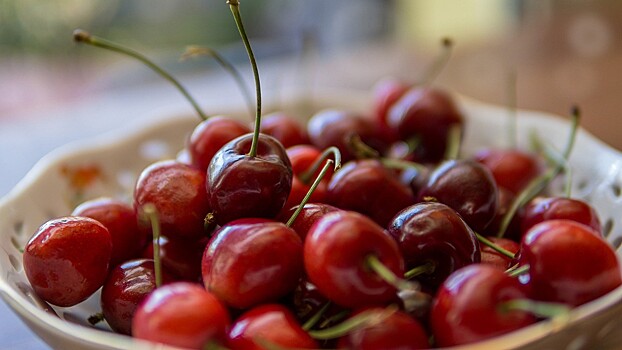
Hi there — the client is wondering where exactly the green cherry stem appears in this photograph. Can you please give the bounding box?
[366,254,419,292]
[286,158,337,228]
[72,29,208,121]
[298,146,342,184]
[506,264,530,277]
[475,232,516,259]
[301,302,331,331]
[142,203,163,288]
[308,306,398,340]
[227,0,262,157]
[181,45,255,120]
[404,261,436,279]
[499,298,571,322]
[420,37,454,87]
[444,123,462,160]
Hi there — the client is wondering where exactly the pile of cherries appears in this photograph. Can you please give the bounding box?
[21,2,622,349]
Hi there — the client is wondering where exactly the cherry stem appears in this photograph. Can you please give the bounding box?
[348,133,380,159]
[499,298,571,321]
[299,146,342,184]
[72,29,208,121]
[380,157,427,173]
[475,232,515,259]
[87,312,104,326]
[142,203,163,288]
[365,254,419,292]
[444,123,462,160]
[181,45,255,120]
[227,0,262,158]
[404,261,436,279]
[301,302,331,331]
[419,37,453,86]
[308,306,398,340]
[286,159,336,228]
[496,107,580,238]
[506,264,530,277]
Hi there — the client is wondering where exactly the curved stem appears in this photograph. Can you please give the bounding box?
[348,133,380,159]
[420,37,453,86]
[299,146,342,184]
[142,203,162,288]
[366,255,418,292]
[308,306,397,340]
[506,264,530,277]
[404,261,436,279]
[475,232,515,259]
[73,29,208,121]
[227,1,262,157]
[499,298,570,321]
[181,45,255,120]
[286,159,334,228]
[380,157,426,173]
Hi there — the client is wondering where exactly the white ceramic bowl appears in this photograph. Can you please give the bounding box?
[1,89,622,350]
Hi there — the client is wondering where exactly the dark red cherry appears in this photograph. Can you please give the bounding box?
[72,197,145,269]
[207,133,293,225]
[304,211,404,308]
[278,203,340,241]
[483,187,522,239]
[431,264,536,347]
[474,148,542,195]
[187,116,251,171]
[142,236,207,282]
[518,219,621,306]
[23,217,112,307]
[260,111,309,148]
[480,236,520,270]
[372,77,408,144]
[227,304,318,349]
[419,159,498,232]
[387,202,480,288]
[520,196,602,237]
[100,258,176,335]
[307,110,387,162]
[202,218,303,309]
[336,307,430,350]
[133,282,230,349]
[327,159,415,227]
[387,87,463,163]
[134,160,211,240]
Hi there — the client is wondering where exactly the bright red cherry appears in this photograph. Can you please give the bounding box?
[474,148,542,195]
[23,217,112,307]
[431,264,536,347]
[480,236,520,271]
[518,219,621,306]
[187,116,251,171]
[260,111,310,148]
[278,203,340,241]
[520,196,602,236]
[304,211,404,308]
[133,282,230,349]
[227,304,318,349]
[202,218,303,309]
[372,77,408,143]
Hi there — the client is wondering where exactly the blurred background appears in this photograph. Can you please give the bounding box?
[0,1,621,347]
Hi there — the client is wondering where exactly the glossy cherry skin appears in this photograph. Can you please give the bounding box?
[100,259,176,335]
[72,197,145,269]
[133,282,230,349]
[431,264,536,347]
[260,112,310,148]
[520,196,602,237]
[387,87,463,163]
[23,217,112,307]
[336,307,430,350]
[372,77,408,143]
[304,211,404,308]
[480,236,520,271]
[474,148,541,195]
[202,218,303,309]
[419,159,498,232]
[387,202,480,289]
[207,133,293,226]
[142,236,207,282]
[281,145,329,216]
[517,219,621,306]
[278,203,340,241]
[307,109,387,162]
[187,116,251,171]
[227,304,318,350]
[134,160,211,240]
[327,159,415,227]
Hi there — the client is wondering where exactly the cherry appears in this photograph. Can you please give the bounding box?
[520,196,602,236]
[132,282,230,349]
[99,258,176,335]
[418,159,498,232]
[304,210,404,308]
[327,159,415,227]
[260,111,310,148]
[431,264,536,347]
[479,236,520,270]
[336,307,430,350]
[278,203,340,241]
[483,187,522,239]
[134,160,211,240]
[517,219,621,306]
[372,78,409,133]
[201,218,303,309]
[187,116,251,171]
[23,216,112,307]
[72,197,145,269]
[227,303,318,349]
[142,236,207,282]
[474,148,542,195]
[386,87,463,163]
[207,133,293,225]
[387,202,480,289]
